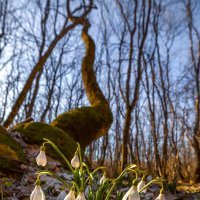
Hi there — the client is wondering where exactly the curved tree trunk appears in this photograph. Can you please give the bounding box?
[51,20,113,148]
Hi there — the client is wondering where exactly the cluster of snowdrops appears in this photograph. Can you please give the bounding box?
[31,138,166,200]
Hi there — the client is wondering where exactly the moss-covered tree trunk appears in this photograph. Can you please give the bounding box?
[51,20,113,148]
[1,1,112,171]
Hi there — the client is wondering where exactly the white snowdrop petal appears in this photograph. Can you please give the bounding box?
[75,192,86,200]
[99,175,107,184]
[30,187,37,200]
[30,185,45,200]
[71,155,80,168]
[122,186,134,200]
[36,151,47,166]
[137,180,146,193]
[155,194,166,200]
[128,186,140,200]
[64,190,76,200]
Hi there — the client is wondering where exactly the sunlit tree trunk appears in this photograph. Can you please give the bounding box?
[186,0,200,182]
[115,0,152,171]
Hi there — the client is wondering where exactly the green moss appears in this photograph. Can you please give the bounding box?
[50,27,113,148]
[51,106,111,147]
[13,122,77,164]
[0,126,27,170]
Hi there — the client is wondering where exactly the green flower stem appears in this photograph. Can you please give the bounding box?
[105,165,137,200]
[114,164,137,183]
[141,173,147,181]
[41,142,48,150]
[77,142,83,176]
[35,175,41,185]
[43,138,73,172]
[72,181,79,191]
[82,162,91,175]
[139,177,165,193]
[80,178,85,192]
[82,163,94,184]
[159,181,165,194]
[85,166,107,184]
[91,166,106,175]
[139,180,153,193]
[105,180,117,200]
[71,181,80,195]
[36,170,71,189]
[128,169,139,180]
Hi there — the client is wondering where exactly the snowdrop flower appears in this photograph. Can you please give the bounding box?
[75,192,86,200]
[128,186,140,200]
[36,146,47,166]
[71,154,80,168]
[30,185,45,200]
[57,190,67,200]
[155,193,166,200]
[64,190,76,200]
[137,180,147,193]
[129,164,137,169]
[99,174,107,185]
[123,185,140,200]
[122,186,134,200]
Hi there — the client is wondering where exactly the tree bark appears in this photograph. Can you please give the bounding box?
[51,19,113,148]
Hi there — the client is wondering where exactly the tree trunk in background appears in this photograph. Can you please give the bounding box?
[121,108,132,169]
[186,0,200,182]
[116,0,151,171]
[26,70,43,119]
[143,56,162,176]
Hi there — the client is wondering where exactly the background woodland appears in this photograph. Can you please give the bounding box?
[0,0,200,183]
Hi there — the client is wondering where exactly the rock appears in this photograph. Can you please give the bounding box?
[0,125,27,171]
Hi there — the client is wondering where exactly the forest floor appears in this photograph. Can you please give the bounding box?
[1,132,200,200]
[1,159,200,200]
[1,169,200,200]
[1,175,200,200]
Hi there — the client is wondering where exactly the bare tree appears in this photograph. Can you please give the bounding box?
[114,0,152,170]
[3,0,90,127]
[185,0,200,182]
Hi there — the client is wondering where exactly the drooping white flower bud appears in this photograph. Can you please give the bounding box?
[75,192,86,200]
[30,185,45,200]
[137,180,147,193]
[36,150,47,166]
[64,190,76,200]
[128,186,140,200]
[99,174,107,185]
[123,185,141,200]
[71,155,80,168]
[129,164,137,169]
[155,193,166,200]
[122,186,134,200]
